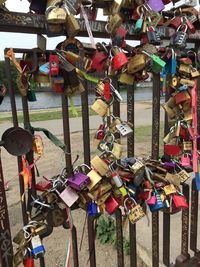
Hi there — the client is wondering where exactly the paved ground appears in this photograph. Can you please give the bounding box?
[0,101,199,267]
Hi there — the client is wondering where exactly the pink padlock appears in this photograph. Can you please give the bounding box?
[180,154,191,167]
[146,195,156,205]
[147,0,165,12]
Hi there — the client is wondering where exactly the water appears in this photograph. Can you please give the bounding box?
[0,87,153,112]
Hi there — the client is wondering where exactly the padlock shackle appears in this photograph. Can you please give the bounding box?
[124,197,137,212]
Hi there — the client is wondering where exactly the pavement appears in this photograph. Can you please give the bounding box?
[1,101,199,267]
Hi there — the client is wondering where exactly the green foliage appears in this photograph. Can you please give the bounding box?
[0,60,18,91]
[96,216,130,255]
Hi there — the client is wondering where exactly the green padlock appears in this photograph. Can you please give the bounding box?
[142,50,166,73]
[27,89,37,102]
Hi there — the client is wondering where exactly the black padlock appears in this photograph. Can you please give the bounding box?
[147,28,161,45]
[170,24,188,49]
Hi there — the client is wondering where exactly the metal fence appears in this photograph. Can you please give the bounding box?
[0,47,199,267]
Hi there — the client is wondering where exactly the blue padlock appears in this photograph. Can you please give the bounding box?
[88,201,98,216]
[148,191,164,212]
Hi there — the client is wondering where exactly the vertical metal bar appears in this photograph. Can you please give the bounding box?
[5,56,28,225]
[81,81,91,166]
[163,74,171,267]
[87,216,96,267]
[72,226,79,267]
[61,94,79,267]
[127,85,137,267]
[190,178,199,253]
[151,73,160,267]
[61,95,72,170]
[112,79,124,267]
[116,208,124,267]
[0,150,13,267]
[181,184,190,258]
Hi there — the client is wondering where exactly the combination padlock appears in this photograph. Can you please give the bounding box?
[170,24,188,48]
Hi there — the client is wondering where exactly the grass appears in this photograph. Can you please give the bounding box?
[0,107,96,123]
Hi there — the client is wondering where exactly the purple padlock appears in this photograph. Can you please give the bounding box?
[147,0,165,12]
[68,172,91,191]
[163,161,176,170]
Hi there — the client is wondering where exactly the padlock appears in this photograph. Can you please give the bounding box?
[170,24,188,48]
[111,47,128,71]
[46,6,67,24]
[184,16,196,34]
[178,64,191,76]
[190,67,200,78]
[129,158,145,176]
[63,3,80,38]
[90,155,109,176]
[97,192,111,206]
[58,186,79,207]
[127,53,146,74]
[46,205,68,227]
[49,54,59,76]
[87,169,102,191]
[112,26,127,47]
[142,50,166,73]
[88,201,98,216]
[164,144,181,156]
[163,184,177,195]
[148,191,164,212]
[146,194,156,205]
[105,195,119,214]
[27,89,37,102]
[67,169,91,191]
[53,76,64,93]
[147,0,165,11]
[183,140,193,151]
[172,192,189,209]
[146,26,161,46]
[111,142,123,159]
[124,197,145,224]
[180,78,195,87]
[118,71,134,85]
[98,133,114,153]
[181,154,191,167]
[176,169,190,183]
[115,121,133,136]
[90,50,108,72]
[23,257,34,267]
[174,91,191,105]
[134,7,144,33]
[91,98,109,117]
[31,235,45,259]
[106,14,123,36]
[88,181,112,200]
[16,73,29,96]
[110,168,123,188]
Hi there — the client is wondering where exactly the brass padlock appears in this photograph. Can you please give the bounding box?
[88,181,112,200]
[64,8,80,38]
[190,67,200,77]
[97,192,111,206]
[183,140,193,151]
[180,78,195,87]
[47,6,67,24]
[124,197,145,224]
[16,74,29,96]
[163,184,177,195]
[106,14,123,36]
[127,54,146,74]
[87,169,102,191]
[91,99,109,117]
[178,64,191,75]
[111,142,123,159]
[110,0,123,15]
[176,169,190,183]
[118,71,135,85]
[129,158,145,176]
[165,172,181,186]
[90,155,109,176]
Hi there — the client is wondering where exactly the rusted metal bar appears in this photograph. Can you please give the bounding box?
[72,226,79,267]
[190,178,199,253]
[0,150,13,267]
[151,73,160,267]
[127,85,137,267]
[5,56,28,225]
[87,216,96,267]
[163,75,171,267]
[81,81,91,166]
[115,208,124,267]
[61,95,72,171]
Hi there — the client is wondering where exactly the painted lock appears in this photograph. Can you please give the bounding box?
[180,154,191,167]
[148,191,164,212]
[91,50,107,72]
[67,172,90,191]
[111,47,128,71]
[59,186,79,207]
[172,193,188,209]
[105,195,119,214]
[147,0,165,11]
[49,54,59,76]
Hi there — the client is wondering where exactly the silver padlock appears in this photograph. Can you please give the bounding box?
[170,24,188,48]
[115,121,133,136]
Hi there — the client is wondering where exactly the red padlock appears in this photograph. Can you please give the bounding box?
[172,194,188,209]
[111,47,128,71]
[49,54,59,76]
[164,144,181,156]
[174,91,191,105]
[35,180,52,192]
[90,50,107,72]
[105,195,119,214]
[23,258,34,267]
